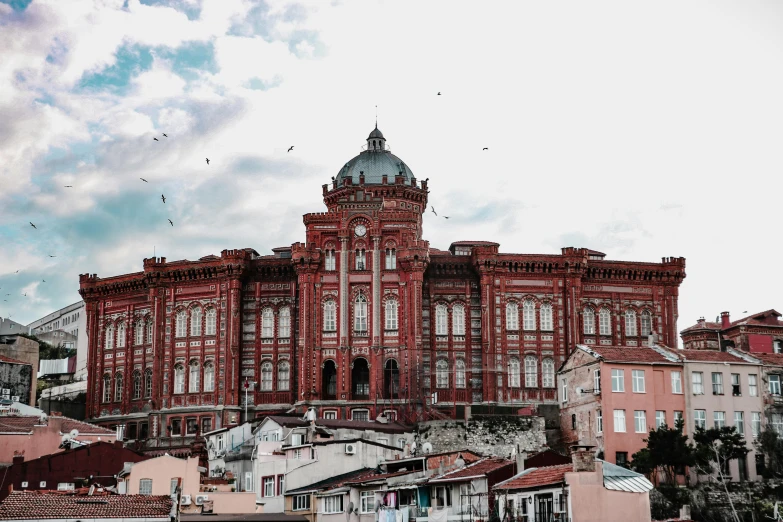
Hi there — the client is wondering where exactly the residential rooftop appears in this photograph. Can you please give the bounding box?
[0,491,172,520]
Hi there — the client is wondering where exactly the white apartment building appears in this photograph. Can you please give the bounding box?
[27,301,87,380]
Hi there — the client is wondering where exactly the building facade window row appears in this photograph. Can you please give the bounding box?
[505,300,553,331]
[102,368,154,403]
[259,360,291,391]
[583,307,653,336]
[435,303,466,336]
[173,306,218,338]
[172,361,216,394]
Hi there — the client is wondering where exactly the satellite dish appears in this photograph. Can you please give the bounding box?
[374,499,382,513]
[70,429,79,438]
[61,433,72,443]
[422,442,433,454]
[346,501,355,521]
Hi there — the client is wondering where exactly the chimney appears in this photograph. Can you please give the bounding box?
[515,446,527,473]
[12,454,24,465]
[647,333,659,347]
[50,411,62,417]
[570,445,595,473]
[721,311,730,329]
[114,440,124,448]
[698,317,705,328]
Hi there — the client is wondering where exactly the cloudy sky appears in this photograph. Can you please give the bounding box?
[1,0,782,342]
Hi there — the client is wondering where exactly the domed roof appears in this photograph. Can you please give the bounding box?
[368,126,384,139]
[335,127,414,186]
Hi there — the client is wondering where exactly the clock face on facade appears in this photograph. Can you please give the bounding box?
[355,224,367,237]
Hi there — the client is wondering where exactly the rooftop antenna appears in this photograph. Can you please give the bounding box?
[375,105,378,128]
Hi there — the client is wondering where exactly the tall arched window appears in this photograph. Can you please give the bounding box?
[261,362,273,391]
[175,311,187,338]
[103,374,111,403]
[325,249,336,271]
[436,360,449,389]
[144,368,153,397]
[524,356,538,387]
[455,359,466,388]
[385,299,398,330]
[203,362,214,392]
[174,365,185,394]
[385,248,397,269]
[114,372,123,402]
[506,302,519,330]
[205,308,217,336]
[509,357,522,388]
[599,308,612,336]
[261,308,274,338]
[278,307,291,338]
[435,305,448,336]
[522,300,536,331]
[452,304,465,336]
[625,310,638,337]
[146,320,153,344]
[540,303,553,331]
[117,321,126,348]
[542,358,555,388]
[354,294,368,332]
[641,310,652,336]
[355,249,366,270]
[278,361,290,391]
[583,307,596,335]
[191,306,202,336]
[323,301,336,332]
[189,361,200,393]
[132,370,142,399]
[135,321,145,345]
[105,325,114,350]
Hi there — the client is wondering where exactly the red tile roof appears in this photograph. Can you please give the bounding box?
[0,416,115,435]
[0,491,172,520]
[751,353,783,366]
[430,457,514,482]
[581,345,678,364]
[675,350,755,363]
[0,355,31,366]
[495,464,572,491]
[682,310,783,333]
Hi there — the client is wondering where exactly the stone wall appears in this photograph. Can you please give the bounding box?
[415,416,547,458]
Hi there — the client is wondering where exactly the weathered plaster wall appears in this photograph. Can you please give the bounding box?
[415,416,547,457]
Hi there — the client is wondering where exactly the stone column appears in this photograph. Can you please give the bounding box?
[372,237,381,347]
[340,238,349,347]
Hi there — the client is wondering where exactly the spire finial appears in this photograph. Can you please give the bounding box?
[375,105,378,128]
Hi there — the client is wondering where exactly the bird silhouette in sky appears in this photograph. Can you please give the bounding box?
[14,271,18,274]
[288,146,294,152]
[64,185,73,188]
[140,178,148,183]
[22,293,26,297]
[42,279,46,283]
[206,158,210,165]
[168,219,174,226]
[483,147,488,151]
[161,195,166,204]
[153,137,159,141]
[48,255,56,258]
[430,206,437,216]
[437,92,441,95]
[29,222,37,229]
[444,216,450,219]
[162,133,168,137]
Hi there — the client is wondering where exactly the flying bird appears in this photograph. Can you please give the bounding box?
[42,279,46,283]
[206,158,210,165]
[29,222,37,229]
[444,216,450,219]
[140,178,148,183]
[168,219,174,226]
[161,195,166,204]
[48,255,56,258]
[153,137,159,141]
[483,147,488,151]
[437,92,441,95]
[64,185,73,188]
[430,206,437,216]
[22,293,26,297]
[287,146,294,152]
[162,133,168,137]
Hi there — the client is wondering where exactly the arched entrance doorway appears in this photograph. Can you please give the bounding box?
[384,359,400,399]
[352,358,370,399]
[322,360,337,400]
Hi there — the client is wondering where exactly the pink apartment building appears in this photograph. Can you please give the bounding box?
[558,345,686,468]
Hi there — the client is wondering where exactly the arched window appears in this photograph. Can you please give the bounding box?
[144,368,153,397]
[599,308,612,336]
[190,306,202,337]
[436,360,449,389]
[540,303,553,331]
[352,358,370,398]
[323,301,336,332]
[103,374,111,403]
[325,249,336,271]
[203,362,214,392]
[114,372,123,402]
[506,302,519,331]
[132,370,142,399]
[135,321,145,345]
[385,299,398,330]
[355,249,366,270]
[174,365,185,394]
[261,362,273,391]
[205,308,217,336]
[452,304,465,336]
[261,308,274,338]
[455,359,466,389]
[522,300,536,331]
[146,320,153,344]
[189,361,200,393]
[175,311,187,338]
[354,294,368,332]
[278,307,291,338]
[641,310,652,336]
[542,358,555,388]
[117,321,126,348]
[385,248,396,269]
[625,310,638,337]
[509,357,522,388]
[583,307,596,335]
[435,305,448,336]
[524,355,538,387]
[278,361,290,391]
[105,325,114,350]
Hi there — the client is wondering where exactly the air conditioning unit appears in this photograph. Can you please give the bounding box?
[195,495,209,506]
[180,495,192,505]
[345,443,357,455]
[21,482,28,488]
[11,396,19,402]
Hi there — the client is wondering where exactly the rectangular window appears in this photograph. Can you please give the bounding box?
[385,249,396,270]
[360,491,375,513]
[186,418,198,435]
[632,370,645,393]
[278,475,285,496]
[594,369,600,393]
[263,476,274,497]
[634,410,647,433]
[170,419,182,436]
[293,494,311,511]
[770,374,781,396]
[139,479,152,496]
[714,411,726,429]
[712,372,724,395]
[597,409,603,433]
[671,371,682,394]
[616,452,628,467]
[694,409,706,429]
[355,250,366,271]
[612,369,625,392]
[749,374,758,397]
[561,378,568,403]
[674,411,683,425]
[434,486,452,508]
[656,411,666,428]
[692,372,704,394]
[323,410,337,420]
[170,478,179,495]
[201,417,212,435]
[613,409,626,433]
[57,483,75,491]
[752,412,762,438]
[772,413,783,436]
[324,495,344,514]
[325,250,336,271]
[352,410,369,421]
[734,411,745,436]
[731,373,741,396]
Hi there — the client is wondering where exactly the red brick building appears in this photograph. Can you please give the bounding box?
[79,127,686,447]
[681,310,783,353]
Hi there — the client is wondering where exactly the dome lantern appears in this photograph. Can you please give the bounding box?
[367,125,386,151]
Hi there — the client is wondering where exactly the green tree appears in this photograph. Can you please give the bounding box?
[631,419,695,484]
[17,333,76,360]
[693,426,750,480]
[755,428,783,478]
